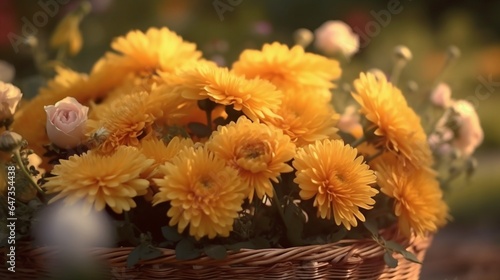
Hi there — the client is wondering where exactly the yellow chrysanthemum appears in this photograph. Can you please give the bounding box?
[352,72,433,168]
[232,42,341,93]
[108,27,202,75]
[206,116,295,201]
[165,63,283,121]
[375,154,448,237]
[140,136,194,179]
[293,139,378,230]
[153,146,246,240]
[263,89,339,146]
[44,146,154,214]
[87,92,159,154]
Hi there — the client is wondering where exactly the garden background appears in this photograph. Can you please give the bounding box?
[1,0,499,279]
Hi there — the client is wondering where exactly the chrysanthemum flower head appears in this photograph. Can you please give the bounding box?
[206,116,295,201]
[232,42,341,91]
[352,72,433,168]
[86,92,160,154]
[263,89,339,146]
[140,136,194,179]
[164,63,283,122]
[375,154,449,237]
[44,146,154,214]
[153,146,246,240]
[293,139,378,230]
[108,27,202,74]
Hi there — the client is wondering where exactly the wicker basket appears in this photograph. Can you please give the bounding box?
[1,228,431,280]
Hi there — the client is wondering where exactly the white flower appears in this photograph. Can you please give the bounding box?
[430,83,452,108]
[0,81,22,117]
[44,97,89,149]
[452,100,483,156]
[314,20,359,58]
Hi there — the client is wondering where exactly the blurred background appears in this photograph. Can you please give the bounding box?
[1,0,499,279]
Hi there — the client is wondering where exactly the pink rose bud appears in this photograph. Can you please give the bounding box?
[452,100,483,156]
[314,20,359,58]
[44,97,89,149]
[0,81,23,118]
[430,83,452,108]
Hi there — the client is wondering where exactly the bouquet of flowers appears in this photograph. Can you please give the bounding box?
[0,18,482,279]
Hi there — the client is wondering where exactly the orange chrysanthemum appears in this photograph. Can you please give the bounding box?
[165,63,283,121]
[352,72,433,168]
[153,146,246,240]
[232,42,341,95]
[206,116,296,201]
[44,146,154,214]
[293,139,378,230]
[375,154,449,237]
[263,89,339,146]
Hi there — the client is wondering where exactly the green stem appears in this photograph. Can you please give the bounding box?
[13,150,45,201]
[365,149,384,163]
[272,188,286,227]
[350,134,367,148]
[390,59,406,86]
[205,108,212,131]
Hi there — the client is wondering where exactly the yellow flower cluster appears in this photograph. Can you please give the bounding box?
[15,26,451,241]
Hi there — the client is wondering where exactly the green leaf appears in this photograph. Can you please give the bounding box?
[383,240,422,264]
[363,219,379,238]
[204,245,227,260]
[384,240,406,252]
[127,244,163,268]
[383,251,398,268]
[283,201,305,246]
[175,238,200,260]
[161,226,182,242]
[141,246,163,261]
[226,241,255,251]
[126,245,142,268]
[327,227,347,243]
[399,249,421,264]
[251,236,271,249]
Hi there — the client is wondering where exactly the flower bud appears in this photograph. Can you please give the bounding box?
[0,82,23,119]
[0,131,23,152]
[451,100,483,156]
[0,60,15,83]
[367,68,387,81]
[393,45,413,61]
[293,28,314,48]
[447,45,461,60]
[430,83,452,108]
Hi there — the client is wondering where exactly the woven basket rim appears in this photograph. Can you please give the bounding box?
[15,226,425,267]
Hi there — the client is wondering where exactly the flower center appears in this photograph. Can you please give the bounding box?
[318,174,347,201]
[235,141,271,173]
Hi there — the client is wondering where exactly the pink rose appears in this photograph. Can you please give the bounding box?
[0,81,22,118]
[314,20,359,58]
[45,97,89,149]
